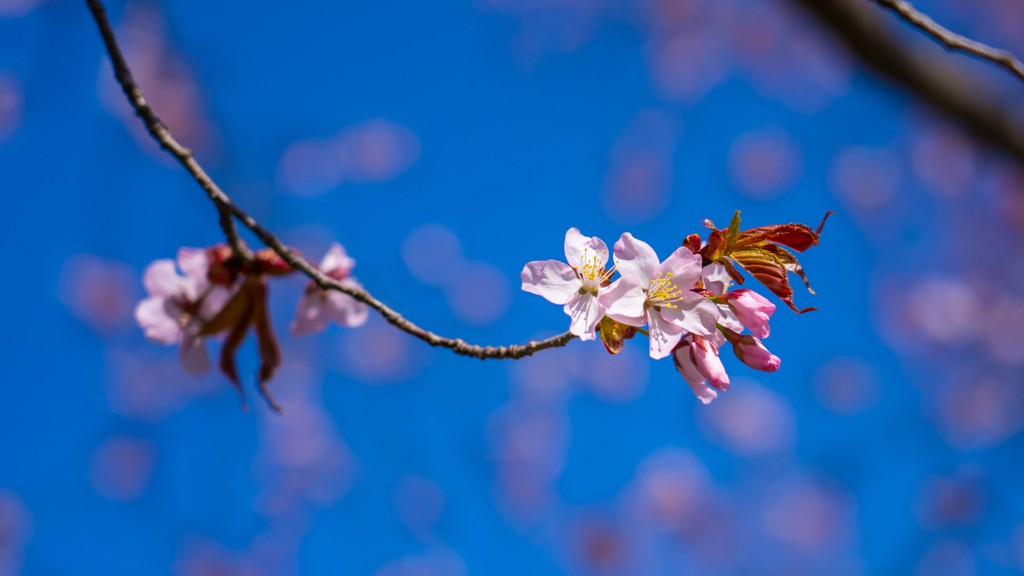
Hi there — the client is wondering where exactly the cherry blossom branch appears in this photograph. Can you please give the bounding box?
[870,0,1024,85]
[86,0,576,360]
[86,0,250,261]
[792,0,1024,166]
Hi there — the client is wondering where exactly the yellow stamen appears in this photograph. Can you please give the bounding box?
[575,248,615,294]
[648,272,685,308]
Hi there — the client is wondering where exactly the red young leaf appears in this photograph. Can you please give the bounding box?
[733,211,835,253]
[218,297,255,411]
[699,211,831,313]
[701,228,728,263]
[251,277,283,412]
[729,248,816,314]
[761,243,815,294]
[199,283,251,336]
[721,258,746,285]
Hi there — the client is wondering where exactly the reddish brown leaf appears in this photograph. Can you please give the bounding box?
[218,301,254,411]
[734,211,835,253]
[702,211,832,313]
[761,243,815,294]
[815,211,835,235]
[701,229,727,263]
[251,278,283,412]
[723,259,745,285]
[729,248,815,314]
[199,283,251,336]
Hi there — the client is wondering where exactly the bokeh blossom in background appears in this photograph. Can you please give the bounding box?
[4,0,1024,574]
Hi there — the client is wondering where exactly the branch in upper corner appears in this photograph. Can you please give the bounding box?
[85,0,576,361]
[870,0,1024,86]
[791,0,1024,167]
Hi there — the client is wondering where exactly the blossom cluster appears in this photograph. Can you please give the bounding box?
[134,212,827,409]
[135,243,367,410]
[522,212,830,403]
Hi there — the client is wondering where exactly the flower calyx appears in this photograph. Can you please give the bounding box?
[598,316,637,355]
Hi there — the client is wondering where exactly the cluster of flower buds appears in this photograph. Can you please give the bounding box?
[135,242,367,410]
[521,211,832,404]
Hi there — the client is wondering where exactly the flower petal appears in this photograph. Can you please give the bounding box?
[321,243,355,275]
[600,277,647,325]
[612,233,660,286]
[563,292,604,340]
[290,289,329,336]
[687,378,719,405]
[564,228,609,270]
[142,260,185,298]
[179,333,211,375]
[325,278,370,327]
[200,285,235,322]
[702,263,732,295]
[716,305,745,335]
[135,297,180,344]
[177,247,209,284]
[521,260,580,305]
[660,293,720,336]
[656,247,703,291]
[647,309,685,359]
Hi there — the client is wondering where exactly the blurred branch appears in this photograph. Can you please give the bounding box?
[792,0,1024,165]
[85,0,576,360]
[871,0,1024,85]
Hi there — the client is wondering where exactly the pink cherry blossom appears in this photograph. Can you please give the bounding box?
[733,335,782,372]
[134,247,231,374]
[600,233,719,359]
[701,263,743,346]
[521,228,615,341]
[291,243,369,335]
[292,244,369,335]
[726,289,776,338]
[673,337,719,405]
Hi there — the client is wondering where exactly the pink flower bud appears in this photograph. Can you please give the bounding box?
[726,289,775,338]
[691,336,730,391]
[672,340,718,405]
[733,335,781,372]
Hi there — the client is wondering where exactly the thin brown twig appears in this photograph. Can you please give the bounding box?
[85,0,576,360]
[87,0,250,261]
[870,0,1024,85]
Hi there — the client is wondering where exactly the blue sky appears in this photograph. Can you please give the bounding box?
[2,0,1024,574]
